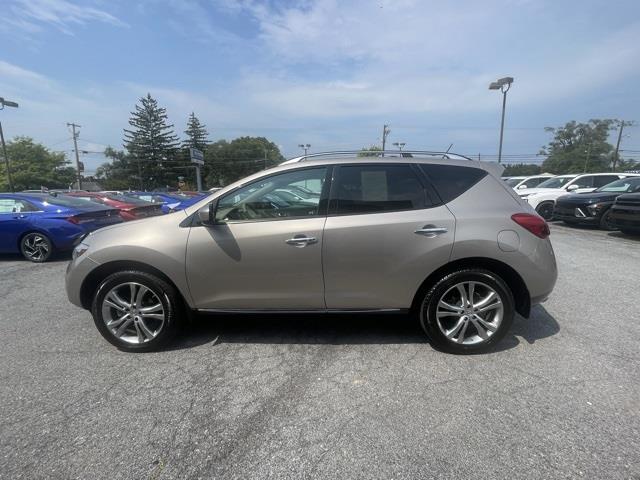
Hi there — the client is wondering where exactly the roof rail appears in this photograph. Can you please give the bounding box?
[281,150,476,165]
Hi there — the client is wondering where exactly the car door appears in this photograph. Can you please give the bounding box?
[185,166,330,310]
[0,198,38,253]
[322,163,456,310]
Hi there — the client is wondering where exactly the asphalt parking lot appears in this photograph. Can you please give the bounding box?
[1,224,639,480]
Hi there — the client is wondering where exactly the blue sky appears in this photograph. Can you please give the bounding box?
[1,0,640,173]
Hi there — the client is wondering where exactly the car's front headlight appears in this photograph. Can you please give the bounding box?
[587,203,605,215]
[72,242,90,260]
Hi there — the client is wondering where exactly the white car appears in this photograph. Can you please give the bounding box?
[504,174,555,191]
[518,173,638,219]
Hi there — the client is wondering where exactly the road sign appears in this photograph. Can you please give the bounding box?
[190,148,204,165]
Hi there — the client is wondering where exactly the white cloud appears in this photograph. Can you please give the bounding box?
[4,0,127,36]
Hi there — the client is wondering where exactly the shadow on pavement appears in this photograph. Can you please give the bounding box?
[171,304,560,353]
[0,252,71,263]
[607,231,640,241]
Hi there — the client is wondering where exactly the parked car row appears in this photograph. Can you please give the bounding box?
[0,190,207,262]
[503,173,640,233]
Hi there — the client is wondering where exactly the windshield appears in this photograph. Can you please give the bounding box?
[536,176,576,188]
[596,177,640,193]
[505,178,523,187]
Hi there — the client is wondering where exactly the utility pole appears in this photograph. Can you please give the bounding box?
[67,122,82,189]
[381,124,391,157]
[584,143,592,173]
[0,122,13,192]
[613,120,632,171]
[0,96,19,192]
[298,144,311,157]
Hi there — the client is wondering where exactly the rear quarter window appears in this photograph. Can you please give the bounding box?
[419,164,487,203]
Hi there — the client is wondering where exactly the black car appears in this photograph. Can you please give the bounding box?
[609,193,640,235]
[553,176,640,230]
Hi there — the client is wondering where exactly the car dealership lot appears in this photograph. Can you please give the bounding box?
[0,224,638,479]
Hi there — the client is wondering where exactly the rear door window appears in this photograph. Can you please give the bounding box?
[330,164,431,215]
[419,164,487,203]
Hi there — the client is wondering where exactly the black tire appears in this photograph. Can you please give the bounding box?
[535,202,555,221]
[620,228,640,236]
[598,208,616,231]
[91,270,182,352]
[419,269,515,354]
[20,232,53,262]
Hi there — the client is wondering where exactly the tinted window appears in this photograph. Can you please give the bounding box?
[332,164,428,215]
[572,176,594,188]
[420,164,487,203]
[216,167,327,222]
[596,177,640,193]
[593,175,621,188]
[523,177,545,187]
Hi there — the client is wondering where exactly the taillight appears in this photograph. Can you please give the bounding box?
[67,216,92,225]
[511,213,550,239]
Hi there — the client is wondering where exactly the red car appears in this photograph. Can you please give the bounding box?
[62,192,164,221]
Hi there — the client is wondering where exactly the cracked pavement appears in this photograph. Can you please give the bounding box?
[0,224,639,479]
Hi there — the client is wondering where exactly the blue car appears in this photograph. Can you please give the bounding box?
[123,192,205,213]
[0,193,123,262]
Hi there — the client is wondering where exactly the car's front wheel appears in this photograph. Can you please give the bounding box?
[535,202,555,220]
[91,270,181,352]
[419,269,515,354]
[20,232,52,262]
[598,208,616,231]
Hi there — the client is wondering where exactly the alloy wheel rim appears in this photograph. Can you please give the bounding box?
[101,282,165,344]
[23,234,49,261]
[434,281,504,345]
[538,204,553,220]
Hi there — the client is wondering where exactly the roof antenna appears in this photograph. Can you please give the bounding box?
[442,143,453,159]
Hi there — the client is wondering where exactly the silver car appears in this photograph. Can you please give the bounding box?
[66,152,557,354]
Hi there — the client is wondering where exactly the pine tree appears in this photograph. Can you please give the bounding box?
[183,112,209,152]
[123,94,180,189]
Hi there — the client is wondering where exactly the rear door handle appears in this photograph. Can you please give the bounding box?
[415,225,448,237]
[285,235,318,247]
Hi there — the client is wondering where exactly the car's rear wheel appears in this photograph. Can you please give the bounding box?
[598,208,616,231]
[535,202,554,220]
[91,270,181,352]
[20,232,52,262]
[419,269,515,354]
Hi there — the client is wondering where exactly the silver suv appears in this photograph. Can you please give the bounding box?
[65,152,557,354]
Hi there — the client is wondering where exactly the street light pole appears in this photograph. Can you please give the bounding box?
[392,142,406,155]
[0,97,19,192]
[298,143,311,157]
[489,77,514,164]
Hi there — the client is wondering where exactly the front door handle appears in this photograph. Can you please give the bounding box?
[285,235,318,247]
[415,225,448,238]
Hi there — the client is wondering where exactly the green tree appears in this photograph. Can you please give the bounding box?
[204,137,285,187]
[183,112,209,152]
[358,145,382,157]
[540,120,616,174]
[123,94,181,189]
[0,136,76,191]
[502,163,542,176]
[94,147,137,190]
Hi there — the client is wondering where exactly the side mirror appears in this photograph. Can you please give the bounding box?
[517,184,528,190]
[566,184,579,192]
[198,201,217,226]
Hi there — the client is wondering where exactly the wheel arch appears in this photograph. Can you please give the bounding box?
[79,260,190,313]
[410,257,531,318]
